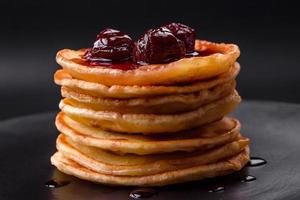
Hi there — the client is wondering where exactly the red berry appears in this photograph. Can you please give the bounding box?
[133,27,186,64]
[84,28,134,62]
[165,23,195,53]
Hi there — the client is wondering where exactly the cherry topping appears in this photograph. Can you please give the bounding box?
[165,23,195,53]
[84,28,134,62]
[133,27,186,64]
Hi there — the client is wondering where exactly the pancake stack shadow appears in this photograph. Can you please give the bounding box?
[51,57,250,186]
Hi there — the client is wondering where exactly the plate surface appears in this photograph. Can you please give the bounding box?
[1,101,300,200]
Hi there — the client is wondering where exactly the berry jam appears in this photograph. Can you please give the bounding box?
[88,60,139,70]
[133,27,186,65]
[72,56,139,71]
[81,49,213,70]
[84,28,134,62]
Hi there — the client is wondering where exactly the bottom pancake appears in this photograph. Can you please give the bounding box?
[56,134,249,176]
[51,147,249,186]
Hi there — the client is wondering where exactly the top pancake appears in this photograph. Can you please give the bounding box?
[56,40,240,86]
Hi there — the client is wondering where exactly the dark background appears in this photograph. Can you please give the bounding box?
[0,0,299,120]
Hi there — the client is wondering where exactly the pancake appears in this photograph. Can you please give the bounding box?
[54,62,239,99]
[56,114,241,154]
[59,91,241,134]
[61,80,235,114]
[52,33,249,187]
[56,134,249,176]
[56,40,240,86]
[51,147,249,186]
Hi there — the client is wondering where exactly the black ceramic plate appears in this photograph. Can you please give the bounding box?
[1,100,300,200]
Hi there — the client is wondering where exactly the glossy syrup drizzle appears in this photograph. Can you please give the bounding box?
[248,157,267,167]
[129,188,157,199]
[241,175,256,182]
[45,179,70,188]
[208,186,225,193]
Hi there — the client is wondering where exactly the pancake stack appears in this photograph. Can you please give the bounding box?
[51,40,250,186]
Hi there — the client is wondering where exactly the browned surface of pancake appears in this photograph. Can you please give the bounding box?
[56,134,249,176]
[61,80,235,114]
[59,91,241,134]
[56,114,241,155]
[54,62,239,99]
[51,147,249,186]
